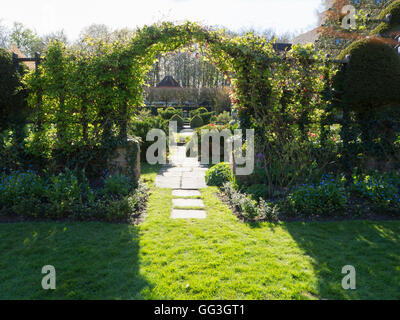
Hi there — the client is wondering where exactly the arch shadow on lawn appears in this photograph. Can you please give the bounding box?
[284,220,400,300]
[0,222,155,300]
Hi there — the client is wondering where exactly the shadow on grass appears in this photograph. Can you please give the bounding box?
[284,220,400,300]
[0,222,154,300]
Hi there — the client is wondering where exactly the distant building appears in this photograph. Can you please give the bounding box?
[291,29,319,46]
[156,75,181,88]
[9,46,36,70]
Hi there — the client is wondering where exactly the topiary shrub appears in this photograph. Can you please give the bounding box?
[334,38,400,114]
[170,114,184,130]
[370,0,400,37]
[190,115,204,129]
[199,112,214,124]
[189,107,208,118]
[158,107,182,120]
[205,162,233,187]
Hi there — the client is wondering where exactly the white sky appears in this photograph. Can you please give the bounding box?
[1,0,322,40]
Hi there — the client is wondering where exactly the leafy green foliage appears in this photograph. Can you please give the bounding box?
[198,112,214,124]
[130,112,168,159]
[158,107,182,120]
[352,172,400,213]
[222,182,278,221]
[190,115,204,128]
[103,174,134,197]
[246,184,269,200]
[0,170,148,222]
[205,162,233,187]
[170,114,184,130]
[288,176,348,216]
[0,48,27,131]
[214,111,231,125]
[335,38,400,113]
[189,107,208,118]
[371,0,400,36]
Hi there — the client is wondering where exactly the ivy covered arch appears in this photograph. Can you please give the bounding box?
[117,21,276,137]
[23,21,276,173]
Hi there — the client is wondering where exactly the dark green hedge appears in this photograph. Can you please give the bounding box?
[190,115,204,129]
[170,114,184,130]
[0,48,28,131]
[371,0,400,37]
[335,38,400,113]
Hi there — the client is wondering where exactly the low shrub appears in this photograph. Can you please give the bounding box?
[0,170,149,222]
[246,184,269,200]
[190,115,204,129]
[288,176,348,216]
[215,111,232,125]
[103,174,135,197]
[205,163,233,187]
[352,172,400,213]
[222,182,278,221]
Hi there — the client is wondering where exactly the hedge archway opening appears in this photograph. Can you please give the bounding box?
[23,21,276,176]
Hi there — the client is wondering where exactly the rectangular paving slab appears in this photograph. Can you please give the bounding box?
[172,199,205,208]
[172,190,201,197]
[181,178,207,189]
[155,176,181,189]
[171,210,207,219]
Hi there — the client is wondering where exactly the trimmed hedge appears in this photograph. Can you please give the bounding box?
[190,115,204,128]
[205,162,233,187]
[189,107,208,118]
[0,48,28,131]
[334,38,400,113]
[199,112,214,125]
[170,114,184,130]
[158,107,182,120]
[371,0,400,37]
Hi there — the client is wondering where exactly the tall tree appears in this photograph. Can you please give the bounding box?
[10,22,43,56]
[0,20,9,49]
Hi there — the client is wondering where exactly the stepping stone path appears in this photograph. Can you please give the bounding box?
[155,127,208,219]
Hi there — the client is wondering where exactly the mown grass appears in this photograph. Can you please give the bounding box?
[0,164,399,299]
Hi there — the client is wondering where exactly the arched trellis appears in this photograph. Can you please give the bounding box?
[25,22,276,141]
[23,21,277,173]
[115,22,277,139]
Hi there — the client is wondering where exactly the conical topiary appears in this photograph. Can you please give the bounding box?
[190,115,204,129]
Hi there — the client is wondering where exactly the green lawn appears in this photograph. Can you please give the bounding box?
[0,164,399,299]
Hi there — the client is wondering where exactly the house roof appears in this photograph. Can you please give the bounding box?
[156,75,181,88]
[291,28,320,46]
[9,46,36,70]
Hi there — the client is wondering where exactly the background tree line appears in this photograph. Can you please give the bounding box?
[0,21,297,89]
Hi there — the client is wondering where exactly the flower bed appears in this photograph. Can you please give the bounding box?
[0,170,149,223]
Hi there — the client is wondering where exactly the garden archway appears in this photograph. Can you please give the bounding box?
[23,21,276,177]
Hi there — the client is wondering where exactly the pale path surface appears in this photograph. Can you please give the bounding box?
[155,127,208,219]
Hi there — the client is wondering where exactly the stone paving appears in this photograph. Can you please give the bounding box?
[155,128,208,219]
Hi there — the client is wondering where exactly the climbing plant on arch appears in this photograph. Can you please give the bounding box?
[23,21,278,175]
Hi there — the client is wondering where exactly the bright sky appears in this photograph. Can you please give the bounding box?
[1,0,322,40]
